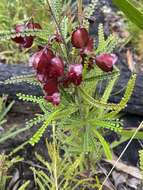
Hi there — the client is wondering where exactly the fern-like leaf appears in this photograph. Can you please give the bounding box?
[83,0,97,29]
[25,114,47,128]
[4,74,40,86]
[17,93,44,104]
[18,181,30,190]
[79,87,117,110]
[93,129,112,160]
[90,119,123,132]
[85,70,120,82]
[29,109,60,146]
[0,29,49,41]
[104,74,137,118]
[49,0,63,23]
[96,24,120,54]
[60,16,69,40]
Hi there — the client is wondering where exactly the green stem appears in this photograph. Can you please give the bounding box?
[52,121,58,190]
[46,0,70,64]
[76,88,91,170]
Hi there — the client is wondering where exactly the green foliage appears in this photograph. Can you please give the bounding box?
[0,0,137,168]
[0,1,141,188]
[83,0,97,29]
[95,24,120,54]
[124,0,143,61]
[30,134,101,190]
[18,181,31,190]
[0,125,30,144]
[0,154,23,190]
[113,0,143,30]
[104,73,136,119]
[25,114,48,128]
[85,70,120,82]
[29,110,60,146]
[49,0,63,23]
[60,16,69,40]
[2,19,135,161]
[17,93,44,104]
[0,95,14,127]
[0,153,30,190]
[79,87,117,110]
[0,28,49,42]
[4,74,40,86]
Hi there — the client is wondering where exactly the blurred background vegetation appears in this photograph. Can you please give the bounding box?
[127,0,143,59]
[0,0,51,63]
[0,0,60,63]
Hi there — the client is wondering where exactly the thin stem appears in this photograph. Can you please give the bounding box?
[77,0,83,25]
[46,0,70,64]
[52,121,58,190]
[75,87,84,119]
[76,88,91,171]
[99,121,143,190]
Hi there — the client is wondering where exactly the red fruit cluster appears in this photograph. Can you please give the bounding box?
[71,27,118,72]
[30,46,83,105]
[17,24,117,106]
[12,22,41,48]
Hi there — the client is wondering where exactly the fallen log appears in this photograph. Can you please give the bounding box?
[0,53,143,116]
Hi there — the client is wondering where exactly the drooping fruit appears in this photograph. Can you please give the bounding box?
[12,24,27,44]
[95,53,118,72]
[44,92,60,105]
[49,56,64,78]
[71,27,89,48]
[43,79,59,95]
[27,22,42,30]
[29,47,54,74]
[80,37,94,55]
[21,36,34,48]
[36,73,49,83]
[12,22,42,48]
[12,23,34,48]
[63,64,83,87]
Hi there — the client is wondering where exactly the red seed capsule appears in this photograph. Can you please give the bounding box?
[27,22,42,30]
[21,36,34,48]
[49,56,64,78]
[29,48,54,74]
[12,23,34,48]
[95,53,118,72]
[12,22,41,48]
[71,27,89,48]
[66,64,83,86]
[12,24,26,44]
[43,78,59,95]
